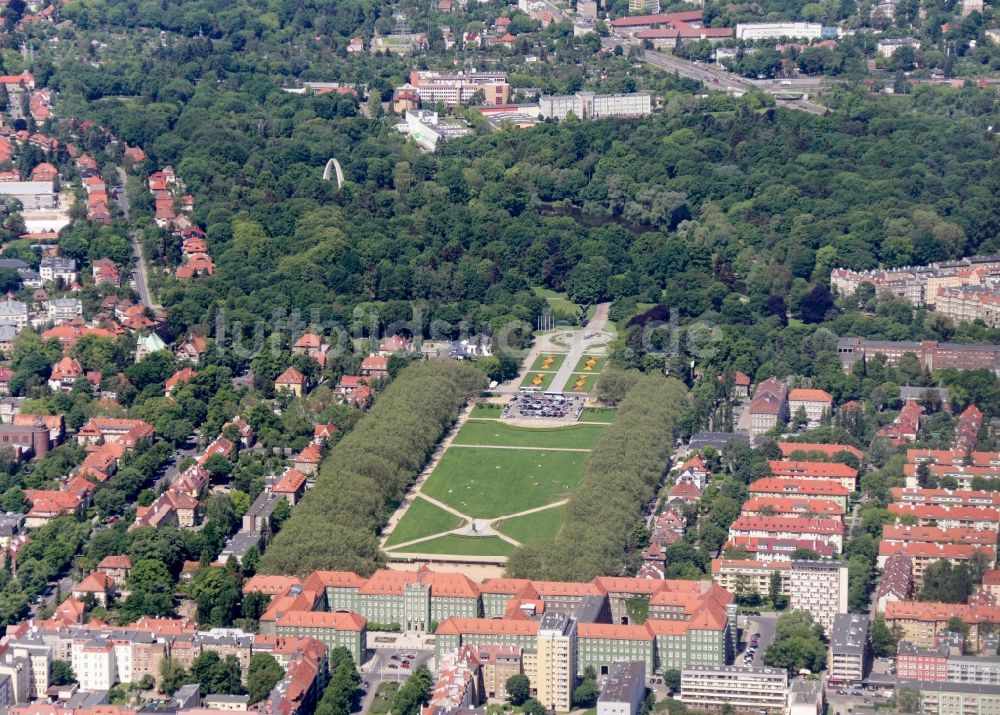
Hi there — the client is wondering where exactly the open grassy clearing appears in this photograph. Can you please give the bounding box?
[496,504,567,544]
[419,447,586,518]
[383,498,461,547]
[452,421,604,450]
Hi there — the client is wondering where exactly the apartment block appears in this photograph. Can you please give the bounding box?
[828,614,870,685]
[897,641,948,681]
[888,503,1000,532]
[767,460,858,491]
[898,680,1000,715]
[831,256,1000,307]
[885,602,1000,651]
[748,478,851,509]
[728,515,844,552]
[535,613,577,712]
[877,542,995,589]
[711,559,789,599]
[788,561,849,635]
[680,665,788,713]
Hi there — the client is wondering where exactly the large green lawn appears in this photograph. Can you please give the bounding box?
[404,534,515,556]
[452,421,604,450]
[420,447,586,518]
[383,498,461,547]
[496,504,566,544]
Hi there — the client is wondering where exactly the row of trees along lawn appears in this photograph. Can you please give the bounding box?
[507,373,688,581]
[260,361,485,576]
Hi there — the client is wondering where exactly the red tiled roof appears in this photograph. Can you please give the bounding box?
[276,366,306,385]
[788,388,833,403]
[779,443,864,459]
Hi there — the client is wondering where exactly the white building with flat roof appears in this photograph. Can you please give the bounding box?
[736,22,822,40]
[789,560,849,636]
[538,92,651,120]
[680,665,788,714]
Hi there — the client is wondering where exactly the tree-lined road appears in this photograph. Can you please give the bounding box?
[114,167,158,309]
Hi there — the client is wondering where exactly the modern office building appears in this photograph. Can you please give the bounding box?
[680,665,788,713]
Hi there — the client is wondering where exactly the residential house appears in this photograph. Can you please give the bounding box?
[293,443,322,475]
[360,356,389,379]
[292,333,330,368]
[47,356,82,392]
[275,367,307,397]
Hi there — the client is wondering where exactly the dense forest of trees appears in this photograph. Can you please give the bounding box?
[260,361,484,576]
[507,374,688,581]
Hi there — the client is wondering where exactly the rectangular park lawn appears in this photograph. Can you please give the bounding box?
[419,447,586,519]
[452,421,604,450]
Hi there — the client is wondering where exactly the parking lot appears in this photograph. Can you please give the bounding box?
[357,646,434,714]
[737,613,778,668]
[503,392,585,421]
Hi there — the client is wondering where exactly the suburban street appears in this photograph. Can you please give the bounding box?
[113,167,157,309]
